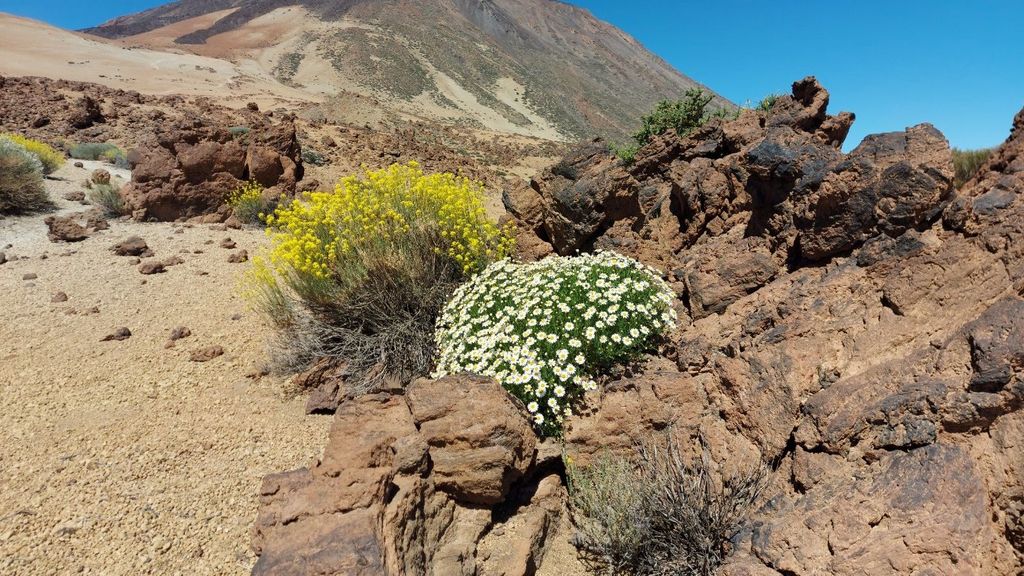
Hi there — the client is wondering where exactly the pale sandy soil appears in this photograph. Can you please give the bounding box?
[0,13,316,108]
[0,162,330,575]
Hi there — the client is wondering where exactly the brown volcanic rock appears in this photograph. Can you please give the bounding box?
[122,119,303,221]
[44,214,90,243]
[68,95,104,129]
[252,376,558,575]
[406,375,536,505]
[110,236,150,257]
[531,79,1022,574]
[509,77,954,320]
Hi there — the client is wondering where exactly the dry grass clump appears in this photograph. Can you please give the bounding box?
[0,139,52,215]
[952,147,994,188]
[567,435,768,576]
[87,183,124,217]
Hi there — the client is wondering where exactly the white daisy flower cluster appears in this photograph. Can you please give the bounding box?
[434,251,677,436]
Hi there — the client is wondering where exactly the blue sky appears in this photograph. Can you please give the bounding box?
[2,0,1021,150]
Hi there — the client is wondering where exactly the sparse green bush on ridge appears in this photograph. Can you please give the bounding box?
[953,147,994,188]
[614,88,724,164]
[633,89,715,147]
[434,251,677,436]
[611,143,640,166]
[567,435,768,576]
[0,139,52,215]
[756,93,783,112]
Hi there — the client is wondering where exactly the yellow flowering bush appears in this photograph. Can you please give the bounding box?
[263,161,513,279]
[1,133,64,175]
[247,161,514,388]
[227,180,269,224]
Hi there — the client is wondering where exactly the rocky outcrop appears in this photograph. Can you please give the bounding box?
[550,80,1023,574]
[506,76,954,320]
[252,375,563,576]
[122,118,303,222]
[253,78,1024,574]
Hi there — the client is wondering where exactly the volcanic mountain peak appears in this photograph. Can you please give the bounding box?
[83,0,732,140]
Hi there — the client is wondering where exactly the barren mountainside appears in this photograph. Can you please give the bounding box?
[83,0,732,140]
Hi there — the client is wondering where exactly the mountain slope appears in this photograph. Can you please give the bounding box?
[84,0,732,140]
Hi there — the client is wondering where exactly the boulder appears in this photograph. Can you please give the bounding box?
[111,236,150,257]
[407,375,536,505]
[252,376,557,575]
[189,345,224,362]
[122,119,302,221]
[91,169,111,185]
[138,260,165,275]
[44,214,89,243]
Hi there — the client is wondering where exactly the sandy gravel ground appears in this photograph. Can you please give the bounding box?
[0,163,330,575]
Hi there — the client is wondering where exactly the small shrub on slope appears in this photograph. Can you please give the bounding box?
[1,133,64,174]
[434,251,677,436]
[246,161,514,388]
[301,147,328,167]
[0,139,51,215]
[567,435,768,576]
[88,183,124,217]
[227,180,270,225]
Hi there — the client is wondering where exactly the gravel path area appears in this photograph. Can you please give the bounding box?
[0,163,330,575]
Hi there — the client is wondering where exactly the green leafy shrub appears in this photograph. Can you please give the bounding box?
[87,182,124,216]
[434,251,677,436]
[567,436,768,576]
[612,143,640,166]
[953,147,994,188]
[100,148,130,170]
[633,89,715,147]
[227,180,271,225]
[0,139,51,215]
[614,88,727,164]
[245,162,515,387]
[1,133,64,174]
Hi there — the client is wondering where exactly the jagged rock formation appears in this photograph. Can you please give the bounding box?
[516,77,1024,574]
[253,78,1024,574]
